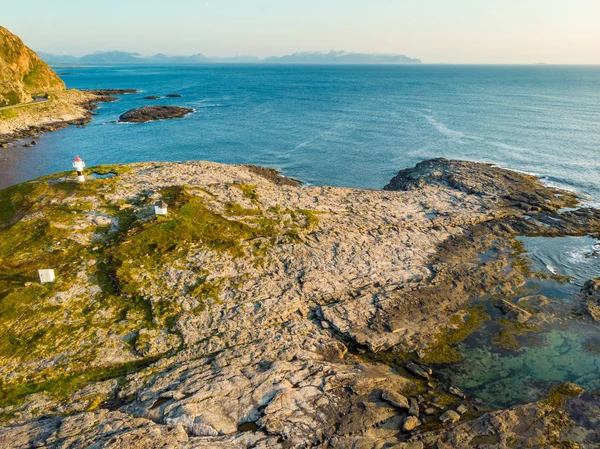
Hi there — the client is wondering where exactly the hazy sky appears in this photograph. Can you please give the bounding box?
[3,0,600,63]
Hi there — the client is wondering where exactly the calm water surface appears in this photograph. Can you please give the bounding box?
[1,64,599,202]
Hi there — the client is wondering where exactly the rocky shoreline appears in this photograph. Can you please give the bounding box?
[0,158,598,448]
[0,89,138,147]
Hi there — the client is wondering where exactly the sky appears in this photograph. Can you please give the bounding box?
[3,0,600,64]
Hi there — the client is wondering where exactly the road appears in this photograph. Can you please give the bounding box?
[0,95,50,111]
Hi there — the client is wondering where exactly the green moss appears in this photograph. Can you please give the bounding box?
[421,305,490,364]
[492,319,539,350]
[298,209,320,231]
[237,184,259,201]
[88,164,132,176]
[224,202,261,217]
[493,329,520,350]
[0,108,18,119]
[544,383,585,409]
[0,357,160,410]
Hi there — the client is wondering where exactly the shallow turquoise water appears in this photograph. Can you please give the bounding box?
[440,323,600,408]
[438,236,600,408]
[1,65,600,203]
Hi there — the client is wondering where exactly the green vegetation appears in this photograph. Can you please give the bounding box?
[235,184,259,202]
[224,202,261,217]
[0,108,17,119]
[22,60,64,93]
[0,172,325,411]
[421,305,490,364]
[0,356,160,409]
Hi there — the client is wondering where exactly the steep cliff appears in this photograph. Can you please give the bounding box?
[0,26,65,107]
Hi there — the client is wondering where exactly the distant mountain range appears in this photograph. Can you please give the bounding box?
[37,50,421,65]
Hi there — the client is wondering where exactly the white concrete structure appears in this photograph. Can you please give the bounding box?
[73,155,86,182]
[154,200,168,216]
[38,269,55,283]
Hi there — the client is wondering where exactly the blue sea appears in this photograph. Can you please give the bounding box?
[2,65,600,203]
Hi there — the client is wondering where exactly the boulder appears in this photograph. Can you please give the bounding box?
[582,279,600,322]
[449,386,467,399]
[406,362,431,379]
[440,410,461,424]
[402,415,422,432]
[382,390,410,409]
[408,397,420,417]
[582,279,600,298]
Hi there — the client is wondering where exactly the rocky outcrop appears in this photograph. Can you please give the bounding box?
[0,159,599,448]
[384,158,578,211]
[582,279,600,322]
[118,106,194,123]
[0,26,65,106]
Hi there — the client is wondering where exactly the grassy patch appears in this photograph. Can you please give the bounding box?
[0,357,159,410]
[0,108,18,120]
[224,202,261,217]
[237,184,259,201]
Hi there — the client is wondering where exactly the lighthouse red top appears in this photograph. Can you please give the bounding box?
[74,156,82,162]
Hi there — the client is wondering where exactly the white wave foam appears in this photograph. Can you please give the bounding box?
[420,112,474,143]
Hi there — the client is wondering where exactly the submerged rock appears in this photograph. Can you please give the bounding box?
[493,298,532,323]
[118,106,194,123]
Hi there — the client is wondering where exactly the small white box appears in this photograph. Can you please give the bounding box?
[154,200,168,216]
[38,269,56,283]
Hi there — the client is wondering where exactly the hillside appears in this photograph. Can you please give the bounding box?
[0,26,65,107]
[0,159,599,448]
[37,49,421,65]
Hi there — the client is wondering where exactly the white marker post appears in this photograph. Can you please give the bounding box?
[73,155,85,182]
[38,269,55,283]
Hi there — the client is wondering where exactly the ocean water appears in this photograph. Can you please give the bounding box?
[1,64,599,202]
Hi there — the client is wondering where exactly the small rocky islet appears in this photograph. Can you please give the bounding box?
[0,158,599,448]
[118,105,194,123]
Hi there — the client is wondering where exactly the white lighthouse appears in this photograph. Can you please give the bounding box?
[73,156,85,182]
